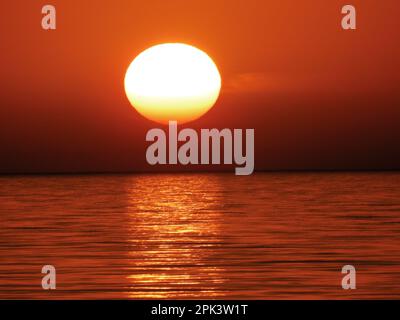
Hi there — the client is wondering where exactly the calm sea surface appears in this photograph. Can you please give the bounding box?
[1,173,400,299]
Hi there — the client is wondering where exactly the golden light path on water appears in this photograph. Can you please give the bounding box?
[124,175,225,298]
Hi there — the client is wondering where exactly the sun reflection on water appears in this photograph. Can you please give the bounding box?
[124,174,226,298]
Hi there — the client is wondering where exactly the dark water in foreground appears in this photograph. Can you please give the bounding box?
[1,173,400,299]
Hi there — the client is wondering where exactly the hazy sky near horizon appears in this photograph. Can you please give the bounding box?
[1,0,400,173]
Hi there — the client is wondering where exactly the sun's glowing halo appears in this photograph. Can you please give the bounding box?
[124,43,221,125]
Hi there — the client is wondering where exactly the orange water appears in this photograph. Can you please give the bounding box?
[1,173,400,299]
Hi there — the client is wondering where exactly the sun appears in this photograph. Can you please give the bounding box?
[124,43,221,125]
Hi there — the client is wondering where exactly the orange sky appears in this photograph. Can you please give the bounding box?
[1,0,400,172]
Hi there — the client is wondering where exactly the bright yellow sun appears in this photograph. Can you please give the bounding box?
[124,43,221,125]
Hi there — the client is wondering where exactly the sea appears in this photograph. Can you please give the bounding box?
[1,172,400,299]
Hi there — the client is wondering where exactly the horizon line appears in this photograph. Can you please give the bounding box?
[1,169,400,176]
